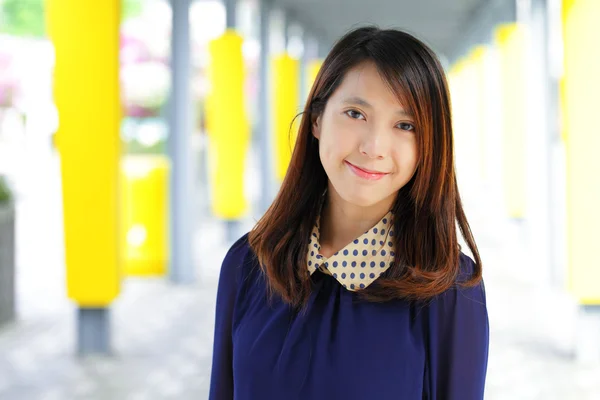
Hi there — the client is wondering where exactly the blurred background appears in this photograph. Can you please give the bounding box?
[0,0,599,399]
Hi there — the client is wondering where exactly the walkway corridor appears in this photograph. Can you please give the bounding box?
[0,154,599,400]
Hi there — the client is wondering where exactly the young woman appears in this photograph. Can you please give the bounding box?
[209,26,489,400]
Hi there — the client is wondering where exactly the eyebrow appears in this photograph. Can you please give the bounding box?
[342,96,414,118]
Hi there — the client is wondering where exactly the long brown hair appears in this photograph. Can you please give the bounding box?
[249,26,482,306]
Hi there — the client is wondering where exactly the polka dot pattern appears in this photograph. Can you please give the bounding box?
[307,211,395,291]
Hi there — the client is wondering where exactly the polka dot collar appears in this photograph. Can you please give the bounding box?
[307,211,396,291]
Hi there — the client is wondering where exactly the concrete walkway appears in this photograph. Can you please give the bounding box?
[1,153,599,400]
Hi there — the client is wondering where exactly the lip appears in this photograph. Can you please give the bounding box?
[345,161,389,181]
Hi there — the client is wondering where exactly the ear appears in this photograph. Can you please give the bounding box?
[311,114,322,140]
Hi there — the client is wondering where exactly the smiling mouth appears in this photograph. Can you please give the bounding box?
[344,161,389,181]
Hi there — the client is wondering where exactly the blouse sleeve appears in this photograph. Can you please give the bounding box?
[209,234,249,400]
[424,253,490,400]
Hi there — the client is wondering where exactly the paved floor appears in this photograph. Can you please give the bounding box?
[1,153,600,400]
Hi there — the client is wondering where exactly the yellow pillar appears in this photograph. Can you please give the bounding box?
[121,155,170,276]
[562,0,600,304]
[448,58,471,185]
[495,24,528,219]
[46,0,122,306]
[448,48,487,193]
[206,29,249,219]
[272,53,300,181]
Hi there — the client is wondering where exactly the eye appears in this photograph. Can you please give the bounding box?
[396,122,415,132]
[345,109,365,120]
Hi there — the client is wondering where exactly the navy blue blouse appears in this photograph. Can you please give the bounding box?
[209,234,489,399]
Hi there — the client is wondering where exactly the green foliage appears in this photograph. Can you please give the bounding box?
[0,0,144,38]
[0,0,46,38]
[0,175,12,204]
[123,0,143,20]
[124,138,167,155]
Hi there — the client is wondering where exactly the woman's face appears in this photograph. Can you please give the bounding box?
[312,61,419,212]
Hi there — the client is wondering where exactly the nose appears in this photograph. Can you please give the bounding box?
[359,125,389,160]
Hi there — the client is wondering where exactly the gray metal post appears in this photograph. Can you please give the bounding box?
[299,30,308,108]
[542,0,563,285]
[541,0,566,289]
[225,0,236,30]
[301,33,318,104]
[258,0,275,214]
[0,202,15,327]
[168,0,195,284]
[78,308,110,355]
[522,0,553,284]
[576,305,600,363]
[283,12,291,51]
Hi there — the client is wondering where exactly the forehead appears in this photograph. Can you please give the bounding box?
[330,61,405,108]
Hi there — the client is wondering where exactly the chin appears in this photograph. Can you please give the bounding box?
[340,191,384,208]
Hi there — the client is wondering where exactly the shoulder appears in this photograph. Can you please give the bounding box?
[428,251,486,309]
[456,251,485,300]
[218,233,255,288]
[456,251,479,284]
[217,233,266,319]
[223,233,252,267]
[422,251,488,340]
[422,253,489,397]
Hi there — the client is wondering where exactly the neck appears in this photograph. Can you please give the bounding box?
[318,184,394,257]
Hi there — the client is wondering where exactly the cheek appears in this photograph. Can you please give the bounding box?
[393,138,419,173]
[319,137,342,171]
[319,120,355,164]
